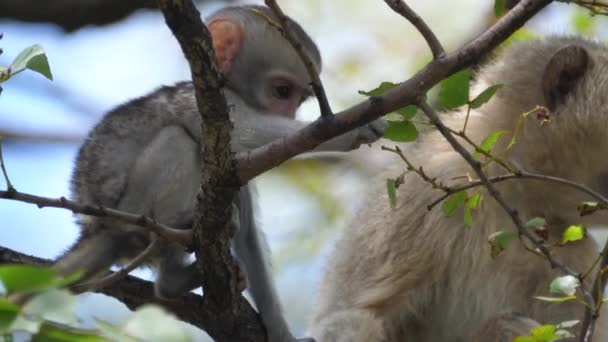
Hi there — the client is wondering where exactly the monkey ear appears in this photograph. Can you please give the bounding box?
[542,45,591,111]
[208,19,245,76]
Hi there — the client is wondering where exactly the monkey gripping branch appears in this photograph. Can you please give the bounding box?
[2,0,591,341]
[156,0,268,341]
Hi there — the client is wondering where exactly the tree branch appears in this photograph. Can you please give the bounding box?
[0,189,191,245]
[236,0,553,183]
[0,0,156,32]
[383,0,445,59]
[426,171,608,211]
[0,245,213,333]
[157,0,265,341]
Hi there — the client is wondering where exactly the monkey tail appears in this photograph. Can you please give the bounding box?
[233,186,294,342]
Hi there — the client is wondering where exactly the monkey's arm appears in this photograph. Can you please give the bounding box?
[229,95,386,153]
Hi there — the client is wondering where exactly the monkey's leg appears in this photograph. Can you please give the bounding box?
[155,199,248,298]
[155,246,249,299]
[154,245,198,299]
[471,312,541,342]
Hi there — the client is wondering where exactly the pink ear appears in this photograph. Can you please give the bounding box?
[208,19,244,76]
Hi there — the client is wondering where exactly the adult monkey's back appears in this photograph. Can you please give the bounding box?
[310,36,608,341]
[56,5,385,342]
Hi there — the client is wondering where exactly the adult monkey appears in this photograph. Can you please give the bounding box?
[310,36,608,341]
[55,5,385,342]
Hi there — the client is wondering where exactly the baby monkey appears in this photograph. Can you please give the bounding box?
[56,5,385,342]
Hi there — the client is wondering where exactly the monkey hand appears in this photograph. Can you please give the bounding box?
[349,117,387,149]
[316,117,387,152]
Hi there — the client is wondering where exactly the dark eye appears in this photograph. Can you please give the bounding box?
[273,84,293,99]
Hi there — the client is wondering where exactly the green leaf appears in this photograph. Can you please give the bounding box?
[525,217,546,229]
[531,324,560,341]
[506,106,545,151]
[514,337,535,342]
[0,298,19,333]
[488,231,514,258]
[494,0,505,17]
[470,84,503,109]
[0,265,60,294]
[386,179,397,208]
[439,68,471,109]
[466,193,482,210]
[383,121,418,142]
[463,193,482,227]
[124,305,191,342]
[473,130,507,158]
[33,322,105,342]
[10,45,52,80]
[534,295,577,303]
[572,10,596,35]
[550,275,579,296]
[23,289,78,325]
[395,105,418,120]
[358,81,398,97]
[359,82,417,120]
[560,225,586,245]
[463,207,473,227]
[95,319,136,342]
[442,191,467,217]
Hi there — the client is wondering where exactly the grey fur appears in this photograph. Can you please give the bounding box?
[58,5,384,342]
[309,36,608,341]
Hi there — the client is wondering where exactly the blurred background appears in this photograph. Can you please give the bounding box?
[0,0,607,340]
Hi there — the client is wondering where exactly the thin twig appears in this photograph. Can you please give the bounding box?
[445,126,515,173]
[463,106,472,134]
[558,0,608,15]
[416,100,597,313]
[383,0,445,59]
[82,234,160,291]
[382,145,450,191]
[264,0,333,117]
[0,189,191,245]
[581,239,608,341]
[427,171,608,211]
[0,136,14,190]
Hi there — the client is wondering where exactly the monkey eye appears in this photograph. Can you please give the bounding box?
[273,83,294,100]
